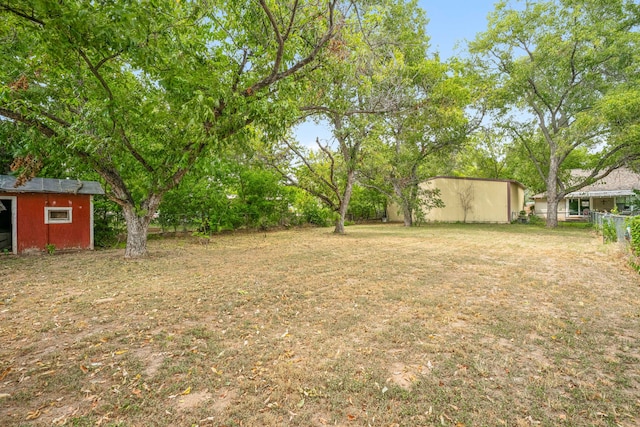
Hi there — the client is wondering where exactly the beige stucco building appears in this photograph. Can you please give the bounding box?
[388,176,526,224]
[533,168,640,221]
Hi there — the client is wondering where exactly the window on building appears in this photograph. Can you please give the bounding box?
[617,195,640,213]
[45,207,73,224]
[568,198,590,216]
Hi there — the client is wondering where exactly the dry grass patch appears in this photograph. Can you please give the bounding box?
[1,223,639,426]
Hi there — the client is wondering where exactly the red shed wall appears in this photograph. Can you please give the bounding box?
[5,193,93,253]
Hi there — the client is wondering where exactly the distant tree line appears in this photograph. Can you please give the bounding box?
[1,0,639,257]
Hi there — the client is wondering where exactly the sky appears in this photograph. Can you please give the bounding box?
[294,0,501,144]
[418,0,498,59]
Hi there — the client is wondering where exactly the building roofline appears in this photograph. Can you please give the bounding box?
[0,175,105,195]
[426,175,526,189]
[533,190,638,199]
[532,167,640,199]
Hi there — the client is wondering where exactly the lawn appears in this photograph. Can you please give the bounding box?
[1,224,639,426]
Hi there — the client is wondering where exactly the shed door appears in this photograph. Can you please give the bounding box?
[0,198,15,253]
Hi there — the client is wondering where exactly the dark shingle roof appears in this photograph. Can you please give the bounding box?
[0,175,105,195]
[533,168,640,199]
[568,168,640,193]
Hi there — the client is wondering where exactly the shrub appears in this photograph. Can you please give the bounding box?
[602,217,618,243]
[528,214,545,226]
[158,160,294,233]
[347,185,386,222]
[93,196,125,248]
[292,191,334,227]
[627,215,640,256]
[301,201,334,227]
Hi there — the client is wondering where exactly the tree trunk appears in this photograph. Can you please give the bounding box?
[401,202,413,227]
[393,182,412,227]
[122,205,152,258]
[545,164,560,228]
[334,170,355,234]
[546,196,559,228]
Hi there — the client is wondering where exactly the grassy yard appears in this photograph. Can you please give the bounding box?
[1,224,639,426]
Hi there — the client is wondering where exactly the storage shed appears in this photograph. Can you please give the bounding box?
[388,176,526,224]
[0,175,105,254]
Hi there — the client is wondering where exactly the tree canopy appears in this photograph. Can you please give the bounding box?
[0,0,346,256]
[470,0,640,226]
[1,0,639,254]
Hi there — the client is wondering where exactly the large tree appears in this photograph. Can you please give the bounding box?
[470,0,640,227]
[360,58,479,226]
[0,0,346,257]
[269,0,432,233]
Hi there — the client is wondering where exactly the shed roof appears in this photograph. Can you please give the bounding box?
[0,175,105,195]
[533,168,640,199]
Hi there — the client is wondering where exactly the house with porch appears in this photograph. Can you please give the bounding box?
[532,168,640,221]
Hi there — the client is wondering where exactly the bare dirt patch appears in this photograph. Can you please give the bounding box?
[387,362,431,390]
[1,224,639,426]
[174,389,212,411]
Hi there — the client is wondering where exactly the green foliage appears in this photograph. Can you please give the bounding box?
[411,187,445,226]
[93,196,125,248]
[45,243,55,255]
[292,190,334,227]
[235,166,293,230]
[158,157,294,233]
[357,53,475,226]
[627,216,640,256]
[603,218,618,243]
[347,185,386,222]
[0,1,344,256]
[470,0,640,226]
[527,215,545,226]
[454,129,510,180]
[265,0,438,233]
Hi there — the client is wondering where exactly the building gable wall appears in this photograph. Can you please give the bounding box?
[422,178,515,223]
[387,177,525,224]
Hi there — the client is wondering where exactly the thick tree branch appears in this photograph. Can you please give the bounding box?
[529,100,555,148]
[232,49,249,92]
[265,146,338,210]
[0,3,45,26]
[258,0,285,75]
[76,48,157,175]
[77,48,115,102]
[282,0,299,41]
[37,110,72,128]
[510,126,547,183]
[282,138,340,208]
[552,42,580,132]
[245,0,340,96]
[300,105,393,116]
[558,147,630,197]
[526,77,555,120]
[357,179,393,200]
[117,126,155,174]
[316,138,338,196]
[0,106,136,206]
[0,107,57,138]
[95,50,124,71]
